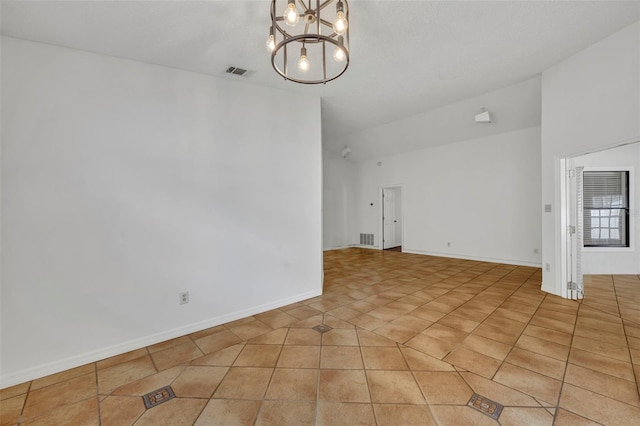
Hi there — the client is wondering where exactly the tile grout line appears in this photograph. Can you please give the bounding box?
[612,275,640,402]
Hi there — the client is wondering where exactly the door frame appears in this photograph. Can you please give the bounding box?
[379,184,404,250]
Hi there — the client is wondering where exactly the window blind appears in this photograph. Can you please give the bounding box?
[583,171,629,247]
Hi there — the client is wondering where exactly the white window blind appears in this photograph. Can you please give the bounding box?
[583,171,629,247]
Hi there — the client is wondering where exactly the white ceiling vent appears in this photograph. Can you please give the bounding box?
[225,66,254,78]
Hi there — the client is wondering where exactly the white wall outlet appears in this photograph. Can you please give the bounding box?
[545,263,551,272]
[447,242,451,247]
[179,291,189,305]
[534,248,539,254]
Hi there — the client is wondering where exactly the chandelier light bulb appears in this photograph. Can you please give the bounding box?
[333,36,346,62]
[333,1,348,35]
[283,1,300,26]
[298,47,310,72]
[266,35,275,52]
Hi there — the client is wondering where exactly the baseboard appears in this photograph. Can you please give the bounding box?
[0,288,322,389]
[323,244,380,251]
[401,249,542,268]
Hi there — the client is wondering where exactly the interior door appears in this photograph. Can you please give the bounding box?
[383,187,402,249]
[566,163,584,300]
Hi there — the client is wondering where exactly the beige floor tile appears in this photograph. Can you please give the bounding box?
[460,334,512,360]
[505,347,566,380]
[150,340,204,371]
[400,347,456,371]
[317,402,376,425]
[423,323,468,346]
[171,366,228,398]
[499,407,553,425]
[233,344,281,367]
[22,373,97,419]
[322,328,358,345]
[247,328,288,345]
[320,346,364,369]
[372,323,419,343]
[405,333,456,359]
[573,324,628,347]
[571,334,631,362]
[99,395,146,426]
[188,325,228,341]
[437,314,480,333]
[1,393,27,425]
[349,314,389,331]
[277,345,321,368]
[361,346,408,370]
[568,348,635,381]
[96,349,149,371]
[414,371,473,404]
[494,363,562,406]
[554,408,606,425]
[147,336,192,353]
[255,400,316,426]
[213,367,273,399]
[255,312,298,329]
[95,358,153,397]
[1,382,30,401]
[190,344,244,366]
[194,330,243,354]
[430,405,497,426]
[265,368,318,400]
[110,365,183,396]
[284,328,322,346]
[134,397,206,426]
[356,329,397,346]
[473,323,521,345]
[24,397,99,426]
[444,346,502,378]
[194,399,261,426]
[30,364,95,391]
[559,383,640,425]
[515,334,570,361]
[564,363,640,408]
[523,324,573,346]
[229,321,273,340]
[366,370,425,404]
[373,404,437,426]
[318,369,370,402]
[410,306,447,322]
[459,372,540,407]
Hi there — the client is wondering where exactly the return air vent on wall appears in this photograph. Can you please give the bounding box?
[225,66,255,78]
[360,233,374,246]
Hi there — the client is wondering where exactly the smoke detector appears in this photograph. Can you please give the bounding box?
[475,107,492,124]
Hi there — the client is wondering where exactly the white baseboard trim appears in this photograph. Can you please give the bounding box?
[0,288,322,389]
[401,249,542,268]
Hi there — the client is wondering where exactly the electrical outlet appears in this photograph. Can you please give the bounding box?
[534,248,539,254]
[447,242,451,247]
[179,291,189,305]
[545,263,551,272]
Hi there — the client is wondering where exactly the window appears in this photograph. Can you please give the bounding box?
[583,171,629,247]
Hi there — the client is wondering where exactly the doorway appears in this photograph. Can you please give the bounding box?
[382,186,403,251]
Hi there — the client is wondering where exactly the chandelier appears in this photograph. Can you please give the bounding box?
[267,0,350,84]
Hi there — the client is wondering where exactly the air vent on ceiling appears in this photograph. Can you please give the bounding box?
[225,66,254,78]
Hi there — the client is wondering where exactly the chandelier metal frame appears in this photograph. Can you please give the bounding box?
[268,0,350,84]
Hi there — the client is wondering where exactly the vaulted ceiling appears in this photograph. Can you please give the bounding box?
[3,1,639,158]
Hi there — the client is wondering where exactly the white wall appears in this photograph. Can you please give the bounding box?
[573,143,640,274]
[541,22,640,295]
[323,150,357,250]
[1,37,323,387]
[352,127,542,266]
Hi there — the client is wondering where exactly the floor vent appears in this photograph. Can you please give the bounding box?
[360,233,374,246]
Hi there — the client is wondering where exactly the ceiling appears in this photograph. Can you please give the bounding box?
[2,1,639,158]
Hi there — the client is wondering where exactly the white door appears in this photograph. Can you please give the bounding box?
[565,162,584,300]
[383,187,402,249]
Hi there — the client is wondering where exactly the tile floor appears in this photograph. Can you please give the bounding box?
[2,248,640,425]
